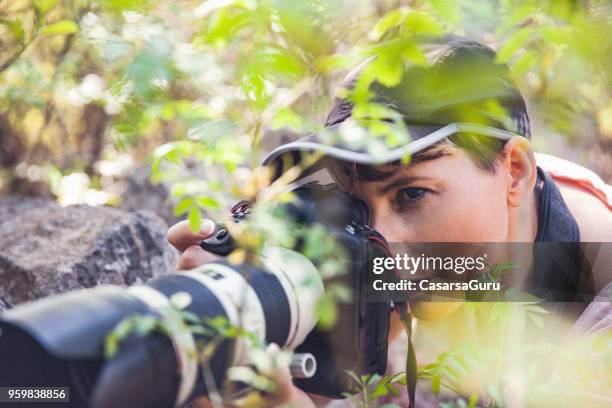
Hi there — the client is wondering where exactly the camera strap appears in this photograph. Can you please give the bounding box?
[396,302,417,407]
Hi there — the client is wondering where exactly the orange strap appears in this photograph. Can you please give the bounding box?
[535,153,612,211]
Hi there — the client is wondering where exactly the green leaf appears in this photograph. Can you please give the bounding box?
[188,206,202,232]
[511,50,537,75]
[159,103,176,121]
[241,71,267,109]
[428,0,461,24]
[496,27,534,63]
[369,54,403,87]
[200,7,251,47]
[386,383,400,396]
[400,41,428,66]
[420,362,439,376]
[34,0,59,16]
[468,393,479,408]
[345,370,364,388]
[441,365,460,383]
[101,0,151,13]
[0,18,25,42]
[39,20,79,36]
[395,373,407,385]
[432,373,441,396]
[256,47,306,79]
[403,11,444,35]
[370,383,389,399]
[316,294,338,329]
[181,310,202,325]
[173,197,194,216]
[104,334,118,358]
[195,196,220,210]
[114,318,136,340]
[539,26,573,44]
[366,373,381,386]
[135,315,158,335]
[372,9,405,39]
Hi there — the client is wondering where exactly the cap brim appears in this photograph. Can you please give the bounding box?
[262,123,446,167]
[262,122,520,181]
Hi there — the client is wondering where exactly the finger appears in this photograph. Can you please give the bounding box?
[189,396,213,408]
[167,219,215,252]
[261,344,309,407]
[266,343,281,358]
[262,363,293,406]
[263,364,315,408]
[177,245,220,270]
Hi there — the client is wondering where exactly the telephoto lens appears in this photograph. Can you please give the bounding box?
[1,182,394,405]
[0,246,324,408]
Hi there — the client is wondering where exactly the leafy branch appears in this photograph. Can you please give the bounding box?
[0,0,80,73]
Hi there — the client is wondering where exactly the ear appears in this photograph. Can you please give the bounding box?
[501,136,537,207]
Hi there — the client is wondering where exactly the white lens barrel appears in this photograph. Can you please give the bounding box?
[182,264,266,367]
[125,246,324,406]
[260,246,325,349]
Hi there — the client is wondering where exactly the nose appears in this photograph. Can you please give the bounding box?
[371,209,402,243]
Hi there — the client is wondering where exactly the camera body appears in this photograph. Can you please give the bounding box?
[203,182,393,398]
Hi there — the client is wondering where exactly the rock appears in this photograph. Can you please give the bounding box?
[120,166,179,226]
[0,197,178,306]
[0,196,56,219]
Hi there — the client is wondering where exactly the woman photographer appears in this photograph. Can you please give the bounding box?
[167,37,612,407]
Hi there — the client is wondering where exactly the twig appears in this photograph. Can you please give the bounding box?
[0,43,30,73]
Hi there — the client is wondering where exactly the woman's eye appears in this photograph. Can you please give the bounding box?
[396,187,428,204]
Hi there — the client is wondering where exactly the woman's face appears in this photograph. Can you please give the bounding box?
[345,146,511,243]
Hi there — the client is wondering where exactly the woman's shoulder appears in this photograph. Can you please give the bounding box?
[535,152,612,242]
[535,153,612,294]
[558,181,612,241]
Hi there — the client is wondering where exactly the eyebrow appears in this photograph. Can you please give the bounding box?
[378,175,433,194]
[377,148,451,194]
[410,146,452,164]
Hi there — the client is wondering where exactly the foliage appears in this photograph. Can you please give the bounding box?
[2,0,611,200]
[355,300,610,407]
[2,0,611,405]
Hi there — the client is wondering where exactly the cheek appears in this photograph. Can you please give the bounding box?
[373,178,509,243]
[440,178,509,242]
[438,169,510,242]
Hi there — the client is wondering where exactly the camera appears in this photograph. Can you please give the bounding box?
[0,182,393,407]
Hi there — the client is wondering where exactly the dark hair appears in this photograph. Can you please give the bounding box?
[327,136,504,193]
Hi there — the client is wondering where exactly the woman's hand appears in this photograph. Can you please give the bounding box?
[189,345,316,407]
[253,344,317,408]
[167,219,220,270]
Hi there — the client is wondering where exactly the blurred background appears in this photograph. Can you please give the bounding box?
[1,0,611,221]
[1,2,611,407]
